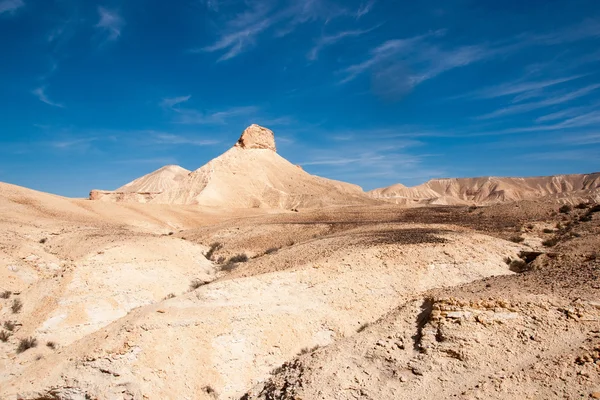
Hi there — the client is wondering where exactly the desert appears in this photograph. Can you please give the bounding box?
[2,1,600,398]
[1,125,599,399]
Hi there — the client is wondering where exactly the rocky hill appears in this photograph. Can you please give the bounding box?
[369,173,600,205]
[91,125,377,209]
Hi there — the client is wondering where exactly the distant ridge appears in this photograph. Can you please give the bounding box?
[369,173,600,205]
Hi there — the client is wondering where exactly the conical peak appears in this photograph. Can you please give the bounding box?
[235,124,276,152]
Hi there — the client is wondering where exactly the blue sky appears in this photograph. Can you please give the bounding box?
[1,0,599,197]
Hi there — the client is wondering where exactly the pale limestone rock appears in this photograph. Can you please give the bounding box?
[235,124,277,152]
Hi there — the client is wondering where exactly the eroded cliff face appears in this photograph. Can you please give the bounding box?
[89,190,161,203]
[369,173,600,205]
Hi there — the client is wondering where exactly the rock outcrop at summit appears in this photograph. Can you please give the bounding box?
[90,124,376,209]
[235,124,276,151]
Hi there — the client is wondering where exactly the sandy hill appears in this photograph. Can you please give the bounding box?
[117,165,191,193]
[91,125,376,209]
[370,173,600,205]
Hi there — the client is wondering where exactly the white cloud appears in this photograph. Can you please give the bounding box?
[197,0,351,61]
[535,105,591,123]
[160,95,191,109]
[520,18,600,46]
[338,30,447,84]
[172,105,259,125]
[308,26,378,60]
[476,83,600,120]
[356,0,375,18]
[462,75,585,100]
[96,7,124,41]
[0,0,23,15]
[49,137,97,149]
[151,133,220,146]
[32,86,64,108]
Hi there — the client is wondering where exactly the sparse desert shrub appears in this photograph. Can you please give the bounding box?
[588,204,600,214]
[559,204,572,214]
[542,238,559,247]
[357,322,371,333]
[216,256,226,264]
[0,330,11,342]
[298,345,320,356]
[3,321,16,331]
[287,240,295,246]
[271,364,286,375]
[11,298,22,314]
[586,252,598,261]
[168,232,174,236]
[220,262,238,272]
[468,205,477,213]
[189,279,209,290]
[228,254,248,263]
[39,238,47,244]
[46,341,57,350]
[164,293,176,300]
[509,236,525,243]
[575,202,590,209]
[17,337,37,353]
[543,228,554,234]
[579,214,593,222]
[509,259,528,273]
[202,386,217,397]
[264,247,279,255]
[205,242,223,261]
[0,290,11,299]
[503,257,512,265]
[219,253,249,272]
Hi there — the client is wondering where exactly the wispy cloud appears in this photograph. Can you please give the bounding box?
[95,6,124,41]
[301,154,386,166]
[48,137,97,149]
[524,148,600,161]
[308,26,378,60]
[160,94,264,125]
[520,18,600,46]
[160,95,191,109]
[151,133,220,146]
[338,29,455,84]
[286,129,431,188]
[356,0,375,18]
[197,0,352,61]
[0,0,23,15]
[32,86,64,108]
[463,75,585,100]
[339,19,600,100]
[476,83,600,120]
[173,105,259,124]
[338,30,500,101]
[113,157,180,165]
[254,116,295,126]
[535,104,592,123]
[200,0,221,12]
